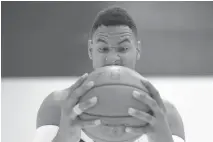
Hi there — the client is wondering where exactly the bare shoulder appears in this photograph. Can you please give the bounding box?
[36,88,69,128]
[163,100,178,112]
[163,100,185,140]
[50,88,69,102]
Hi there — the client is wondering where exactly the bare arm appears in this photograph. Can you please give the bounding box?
[164,100,185,141]
[33,91,63,142]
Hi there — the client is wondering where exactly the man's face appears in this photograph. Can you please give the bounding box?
[88,25,140,70]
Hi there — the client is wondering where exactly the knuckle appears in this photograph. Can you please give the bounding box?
[136,128,143,134]
[78,104,86,112]
[139,93,146,99]
[131,128,142,134]
[84,81,94,90]
[81,85,89,92]
[79,97,97,111]
[142,80,150,88]
[142,93,148,99]
[135,110,142,116]
[74,88,82,95]
[74,85,86,96]
[145,114,153,121]
[141,94,149,102]
[78,82,93,94]
[134,110,143,118]
[79,101,91,111]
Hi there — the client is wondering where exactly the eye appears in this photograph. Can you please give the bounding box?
[98,47,109,53]
[118,46,129,53]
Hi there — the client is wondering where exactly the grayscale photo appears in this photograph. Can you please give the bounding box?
[1,1,213,142]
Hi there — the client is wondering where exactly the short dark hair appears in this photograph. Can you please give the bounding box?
[90,6,138,39]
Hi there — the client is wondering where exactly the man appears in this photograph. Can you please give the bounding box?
[33,6,185,142]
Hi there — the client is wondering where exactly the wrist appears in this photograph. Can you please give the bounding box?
[147,127,173,142]
[52,130,64,142]
[53,126,81,142]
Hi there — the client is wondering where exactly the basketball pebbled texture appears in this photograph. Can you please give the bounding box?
[78,66,151,142]
[78,66,151,127]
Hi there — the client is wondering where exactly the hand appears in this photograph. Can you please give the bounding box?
[125,80,173,142]
[54,73,101,142]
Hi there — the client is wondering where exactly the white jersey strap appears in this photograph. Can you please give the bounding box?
[136,135,184,142]
[33,125,59,142]
[172,135,185,142]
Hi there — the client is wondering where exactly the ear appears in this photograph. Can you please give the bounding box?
[88,40,93,60]
[136,40,141,60]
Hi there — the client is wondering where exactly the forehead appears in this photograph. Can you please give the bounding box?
[92,25,136,41]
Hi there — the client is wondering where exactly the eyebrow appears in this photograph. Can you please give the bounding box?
[96,38,108,44]
[118,38,131,45]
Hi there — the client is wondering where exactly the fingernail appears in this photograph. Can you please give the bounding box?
[87,81,94,88]
[94,120,101,125]
[125,127,132,133]
[90,96,97,103]
[133,91,140,98]
[128,108,136,114]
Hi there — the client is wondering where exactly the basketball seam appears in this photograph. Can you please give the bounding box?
[79,83,149,117]
[89,83,149,94]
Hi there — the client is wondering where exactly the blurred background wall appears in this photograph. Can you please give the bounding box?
[1,2,213,142]
[2,1,213,77]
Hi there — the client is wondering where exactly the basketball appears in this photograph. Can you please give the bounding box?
[79,66,151,141]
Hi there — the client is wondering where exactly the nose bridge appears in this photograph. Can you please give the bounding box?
[106,49,120,61]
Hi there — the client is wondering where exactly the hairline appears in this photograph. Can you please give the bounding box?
[90,25,138,41]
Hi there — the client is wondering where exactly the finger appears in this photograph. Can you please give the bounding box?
[69,96,98,120]
[70,104,83,120]
[132,90,161,116]
[67,73,88,98]
[128,108,155,126]
[78,96,98,112]
[66,80,94,109]
[125,126,148,134]
[140,80,166,112]
[132,91,165,117]
[72,80,94,99]
[76,119,101,128]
